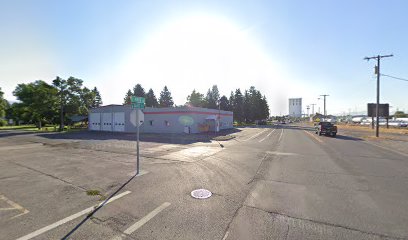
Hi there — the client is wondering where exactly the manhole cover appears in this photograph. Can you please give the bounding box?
[191,189,212,199]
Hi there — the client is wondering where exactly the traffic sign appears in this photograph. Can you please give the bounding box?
[131,103,145,109]
[131,96,145,103]
[131,96,145,109]
[130,109,144,127]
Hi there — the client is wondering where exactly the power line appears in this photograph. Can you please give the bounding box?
[364,54,393,137]
[381,73,408,82]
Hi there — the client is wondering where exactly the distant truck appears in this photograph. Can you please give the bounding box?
[315,122,337,137]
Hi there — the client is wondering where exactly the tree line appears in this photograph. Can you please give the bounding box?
[0,77,102,128]
[123,84,269,123]
[186,85,269,123]
[123,84,174,107]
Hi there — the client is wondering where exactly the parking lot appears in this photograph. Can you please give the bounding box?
[0,130,235,240]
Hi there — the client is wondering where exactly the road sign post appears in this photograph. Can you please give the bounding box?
[131,96,145,175]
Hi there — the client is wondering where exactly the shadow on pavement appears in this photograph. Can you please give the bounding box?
[37,128,241,145]
[334,135,364,141]
[61,173,137,240]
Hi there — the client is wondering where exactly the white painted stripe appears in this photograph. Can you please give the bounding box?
[16,191,131,240]
[258,129,276,142]
[244,129,268,141]
[222,230,229,240]
[123,202,171,235]
[278,129,284,142]
[266,151,298,156]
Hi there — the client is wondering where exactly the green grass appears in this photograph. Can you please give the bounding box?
[86,189,101,196]
[0,124,86,132]
[0,125,59,132]
[0,124,37,130]
[86,189,106,200]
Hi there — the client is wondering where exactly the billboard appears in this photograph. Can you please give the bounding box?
[367,103,389,117]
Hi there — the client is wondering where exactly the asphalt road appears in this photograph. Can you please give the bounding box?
[1,125,407,240]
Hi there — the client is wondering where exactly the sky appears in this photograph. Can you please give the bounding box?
[1,0,407,116]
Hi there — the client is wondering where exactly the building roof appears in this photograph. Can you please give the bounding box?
[68,115,88,122]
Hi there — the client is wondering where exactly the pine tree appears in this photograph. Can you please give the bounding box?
[133,84,145,97]
[145,88,159,107]
[261,95,270,119]
[243,90,251,123]
[123,89,132,105]
[159,86,174,107]
[232,89,244,123]
[219,95,229,111]
[228,91,234,111]
[187,89,205,107]
[92,87,102,107]
[204,85,220,109]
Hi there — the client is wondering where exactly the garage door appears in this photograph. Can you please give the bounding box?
[113,112,125,132]
[101,113,112,131]
[89,113,100,131]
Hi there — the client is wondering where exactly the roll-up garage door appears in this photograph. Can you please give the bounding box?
[113,112,125,132]
[102,113,112,131]
[89,113,101,131]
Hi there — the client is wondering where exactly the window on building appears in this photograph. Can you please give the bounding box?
[164,120,170,126]
[149,120,153,126]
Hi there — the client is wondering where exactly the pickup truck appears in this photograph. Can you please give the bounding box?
[315,122,337,137]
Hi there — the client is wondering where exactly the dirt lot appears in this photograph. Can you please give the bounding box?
[304,122,408,156]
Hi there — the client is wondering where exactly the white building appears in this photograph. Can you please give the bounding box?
[89,105,233,134]
[289,98,302,118]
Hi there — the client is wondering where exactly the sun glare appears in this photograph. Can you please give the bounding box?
[114,14,289,107]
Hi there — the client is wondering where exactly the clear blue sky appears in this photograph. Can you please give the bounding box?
[1,0,407,115]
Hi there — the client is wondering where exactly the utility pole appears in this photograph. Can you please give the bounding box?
[310,104,316,116]
[320,94,329,117]
[306,105,310,117]
[364,54,393,137]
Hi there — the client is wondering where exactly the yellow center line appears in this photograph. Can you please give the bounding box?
[303,130,324,143]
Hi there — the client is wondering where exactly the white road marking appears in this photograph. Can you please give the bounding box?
[16,191,131,240]
[278,129,284,142]
[0,194,29,219]
[258,129,276,143]
[123,202,171,234]
[222,230,229,240]
[244,129,268,141]
[111,202,171,240]
[266,151,299,156]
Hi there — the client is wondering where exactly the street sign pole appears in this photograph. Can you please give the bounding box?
[131,96,145,176]
[136,109,140,175]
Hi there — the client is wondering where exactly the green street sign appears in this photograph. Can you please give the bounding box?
[131,103,145,109]
[131,96,145,109]
[131,96,145,104]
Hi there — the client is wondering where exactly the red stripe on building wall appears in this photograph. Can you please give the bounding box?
[144,111,233,116]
